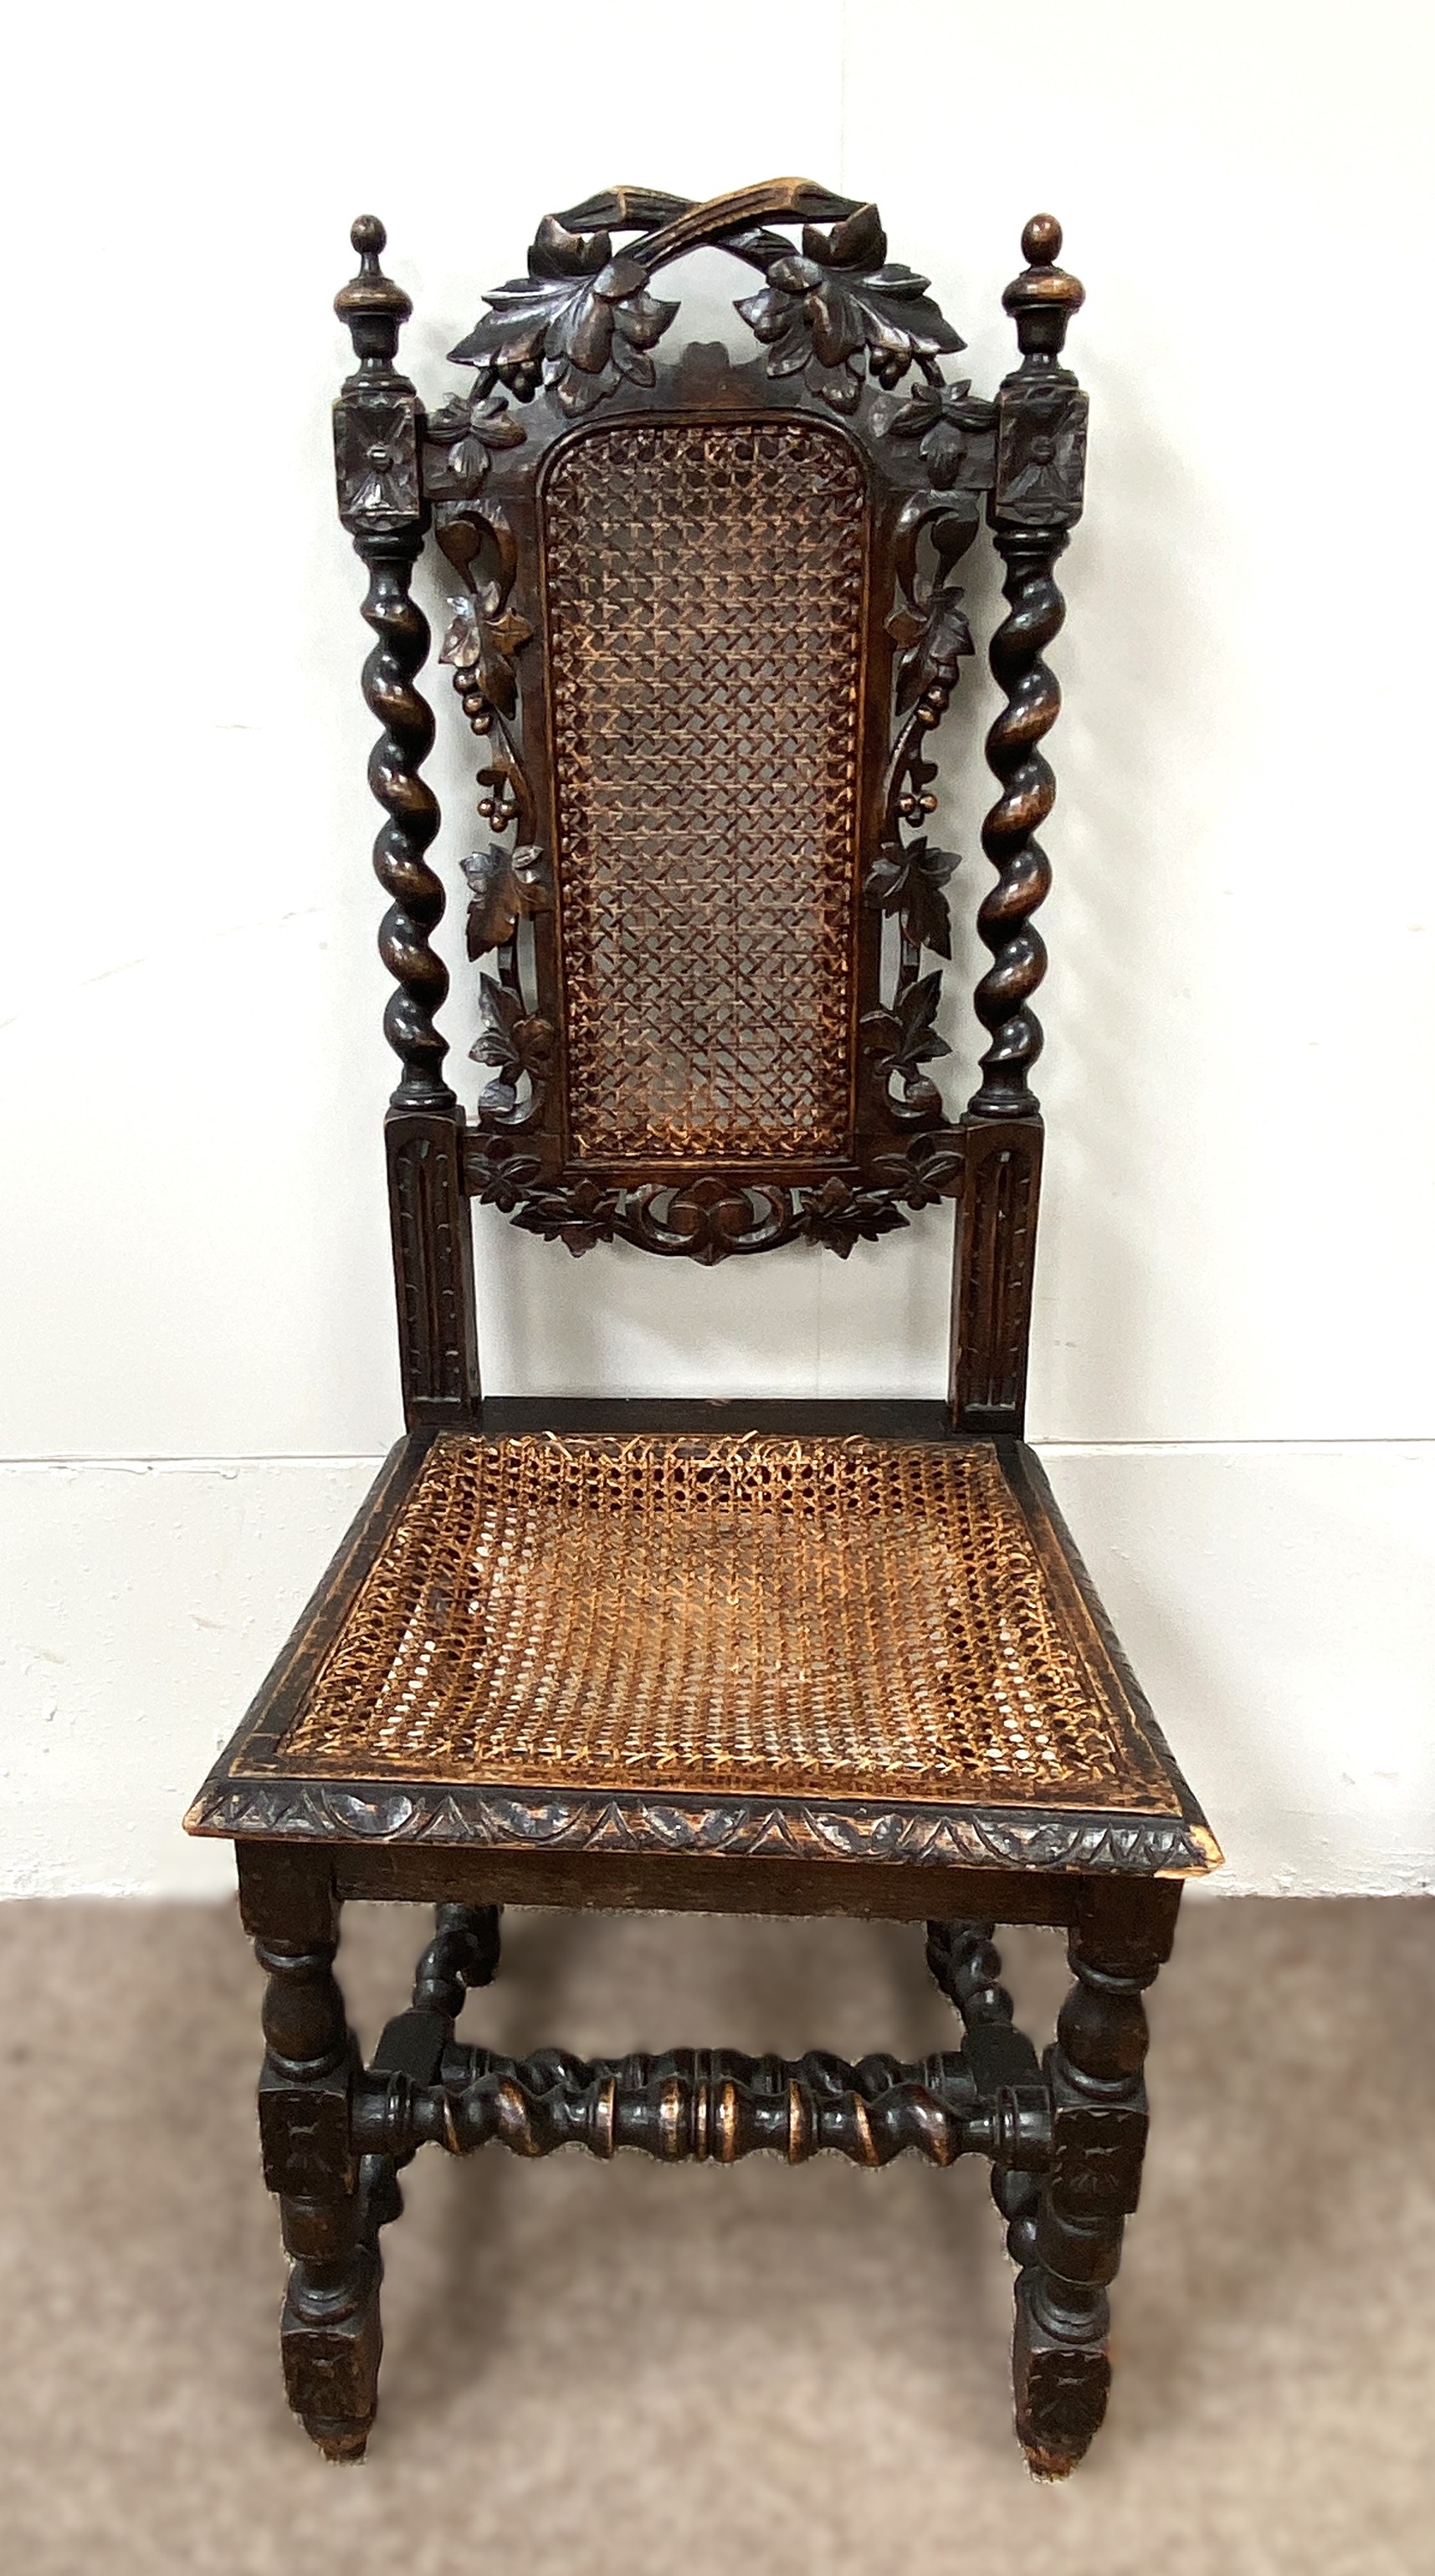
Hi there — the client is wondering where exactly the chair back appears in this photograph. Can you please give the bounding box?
[332,184,1087,1421]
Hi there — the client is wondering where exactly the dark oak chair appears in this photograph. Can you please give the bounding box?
[187,180,1219,2477]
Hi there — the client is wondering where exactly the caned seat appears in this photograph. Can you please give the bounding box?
[187,184,1221,2481]
[192,1429,1210,1877]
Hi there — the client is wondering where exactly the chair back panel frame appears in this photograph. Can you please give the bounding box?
[447,369,956,1228]
[331,184,1087,1435]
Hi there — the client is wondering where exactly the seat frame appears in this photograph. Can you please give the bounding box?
[187,183,1219,2478]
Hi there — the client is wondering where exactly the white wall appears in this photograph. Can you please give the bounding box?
[3,2,1432,1893]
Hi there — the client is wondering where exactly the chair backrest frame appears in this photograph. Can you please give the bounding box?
[331,185,1087,1434]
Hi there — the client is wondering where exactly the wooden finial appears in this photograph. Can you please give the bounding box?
[335,213,413,369]
[1022,212,1063,265]
[1002,213,1085,360]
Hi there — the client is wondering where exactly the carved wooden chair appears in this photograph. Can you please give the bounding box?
[187,181,1220,2477]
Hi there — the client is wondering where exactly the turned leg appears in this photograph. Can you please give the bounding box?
[1013,1879,1181,2479]
[241,1851,379,2463]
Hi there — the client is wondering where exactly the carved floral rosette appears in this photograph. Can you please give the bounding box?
[417,183,1005,1263]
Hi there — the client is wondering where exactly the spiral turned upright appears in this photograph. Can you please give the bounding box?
[335,214,454,1111]
[969,212,1085,1122]
[359,540,454,1108]
[970,530,1068,1117]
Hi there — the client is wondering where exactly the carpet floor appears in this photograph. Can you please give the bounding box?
[0,1896,1431,2576]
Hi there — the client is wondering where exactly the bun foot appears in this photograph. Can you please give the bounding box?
[304,2412,373,2463]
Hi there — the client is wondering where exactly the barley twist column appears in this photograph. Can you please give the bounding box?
[335,215,453,1110]
[969,212,1086,1120]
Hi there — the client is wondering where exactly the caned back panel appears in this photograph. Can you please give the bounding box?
[541,417,869,1166]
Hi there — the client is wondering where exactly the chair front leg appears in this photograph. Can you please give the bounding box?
[1013,1877,1181,2478]
[244,1855,381,2462]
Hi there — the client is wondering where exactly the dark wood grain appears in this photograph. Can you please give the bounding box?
[433,187,981,1264]
[1012,1877,1179,2477]
[925,1918,1045,2263]
[321,1845,1101,1927]
[248,1856,381,2462]
[385,1111,482,1424]
[183,198,1215,2479]
[354,2038,1047,2169]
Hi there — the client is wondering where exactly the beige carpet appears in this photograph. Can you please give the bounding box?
[1,1897,1431,2576]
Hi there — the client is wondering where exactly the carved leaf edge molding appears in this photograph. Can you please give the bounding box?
[188,1778,1212,1877]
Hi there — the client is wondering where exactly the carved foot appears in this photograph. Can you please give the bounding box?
[1012,2267,1110,2478]
[1011,1882,1179,2478]
[281,2235,382,2463]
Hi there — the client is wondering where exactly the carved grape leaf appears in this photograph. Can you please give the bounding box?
[469,1146,544,1212]
[861,971,951,1112]
[865,1129,966,1209]
[800,1175,910,1257]
[462,843,551,957]
[471,975,553,1116]
[423,392,526,498]
[890,587,975,712]
[448,216,679,417]
[867,837,959,960]
[735,201,963,412]
[438,594,534,720]
[512,1177,621,1257]
[885,379,997,489]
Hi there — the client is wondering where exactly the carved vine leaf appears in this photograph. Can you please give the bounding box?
[513,1178,621,1257]
[470,975,553,1117]
[885,379,996,489]
[861,970,951,1114]
[866,1130,966,1210]
[469,1145,544,1212]
[867,836,959,960]
[888,586,975,713]
[800,1175,910,1257]
[462,843,551,958]
[423,392,526,498]
[734,202,963,413]
[448,216,679,417]
[438,592,534,722]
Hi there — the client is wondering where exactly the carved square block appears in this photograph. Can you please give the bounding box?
[334,389,422,530]
[258,2061,356,2199]
[995,379,1089,529]
[1048,2067,1149,2216]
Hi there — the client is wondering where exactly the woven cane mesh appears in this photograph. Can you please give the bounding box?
[273,1437,1177,1812]
[542,419,867,1164]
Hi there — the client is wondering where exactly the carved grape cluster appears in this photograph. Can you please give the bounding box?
[735,202,963,412]
[448,215,679,416]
